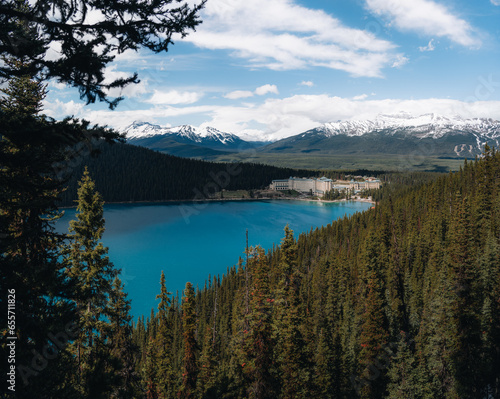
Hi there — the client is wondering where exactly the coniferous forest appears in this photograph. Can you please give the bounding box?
[129,149,500,399]
[57,142,334,206]
[1,0,500,398]
[57,141,387,207]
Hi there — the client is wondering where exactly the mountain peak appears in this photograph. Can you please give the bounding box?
[122,121,254,149]
[318,113,500,139]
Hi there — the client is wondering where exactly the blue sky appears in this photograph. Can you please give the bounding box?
[44,0,500,140]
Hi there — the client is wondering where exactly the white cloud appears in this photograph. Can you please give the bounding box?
[224,90,254,100]
[186,0,401,77]
[300,81,314,87]
[104,65,149,98]
[255,84,279,96]
[45,95,500,142]
[48,80,68,90]
[419,39,436,52]
[43,99,85,117]
[146,89,203,105]
[196,96,500,141]
[224,84,279,100]
[491,0,500,5]
[392,54,409,68]
[365,0,481,48]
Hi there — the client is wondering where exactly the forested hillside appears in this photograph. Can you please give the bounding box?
[58,142,384,206]
[132,148,500,399]
[58,142,311,205]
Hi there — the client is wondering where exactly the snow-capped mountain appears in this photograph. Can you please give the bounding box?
[124,121,242,144]
[316,113,500,140]
[123,121,263,157]
[262,113,500,158]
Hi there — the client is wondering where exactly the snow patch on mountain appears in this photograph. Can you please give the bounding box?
[317,113,500,140]
[123,121,240,144]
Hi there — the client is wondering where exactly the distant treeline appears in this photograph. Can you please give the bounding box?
[58,142,387,206]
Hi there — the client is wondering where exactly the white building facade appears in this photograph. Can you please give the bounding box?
[270,177,381,196]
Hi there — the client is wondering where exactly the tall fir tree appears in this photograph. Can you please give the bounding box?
[445,194,482,397]
[197,324,219,398]
[275,226,311,399]
[243,246,276,399]
[107,277,140,399]
[358,276,389,399]
[0,31,79,398]
[63,168,120,398]
[155,271,176,398]
[386,332,426,399]
[180,281,198,399]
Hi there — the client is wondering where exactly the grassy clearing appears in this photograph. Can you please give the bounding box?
[211,153,465,172]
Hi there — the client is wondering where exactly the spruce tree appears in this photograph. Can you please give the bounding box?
[478,233,500,397]
[197,325,218,398]
[180,281,198,399]
[359,276,389,399]
[386,332,424,399]
[144,337,160,399]
[275,226,310,398]
[314,327,338,399]
[0,52,79,398]
[445,194,482,397]
[243,246,276,399]
[155,271,176,398]
[108,277,140,399]
[63,168,120,397]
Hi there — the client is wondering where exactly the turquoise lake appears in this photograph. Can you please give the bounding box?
[57,200,372,318]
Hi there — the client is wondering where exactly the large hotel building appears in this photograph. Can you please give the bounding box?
[270,177,381,196]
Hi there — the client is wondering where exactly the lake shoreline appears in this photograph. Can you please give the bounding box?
[60,196,376,209]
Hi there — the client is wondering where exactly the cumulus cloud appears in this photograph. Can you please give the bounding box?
[300,81,314,87]
[58,95,500,142]
[365,0,481,48]
[48,81,68,90]
[146,89,203,105]
[224,84,279,100]
[255,84,279,96]
[224,90,255,100]
[419,39,436,52]
[186,0,401,77]
[43,99,85,117]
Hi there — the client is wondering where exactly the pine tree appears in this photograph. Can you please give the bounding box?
[197,325,218,398]
[0,41,78,398]
[144,337,160,399]
[478,233,500,397]
[314,327,338,399]
[180,281,198,398]
[358,276,389,399]
[108,277,140,399]
[275,226,311,398]
[445,194,482,397]
[386,332,425,399]
[63,168,120,397]
[155,271,176,398]
[243,246,276,399]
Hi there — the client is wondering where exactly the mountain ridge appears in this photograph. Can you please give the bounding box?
[123,121,266,157]
[122,114,500,162]
[260,113,500,159]
[315,113,500,140]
